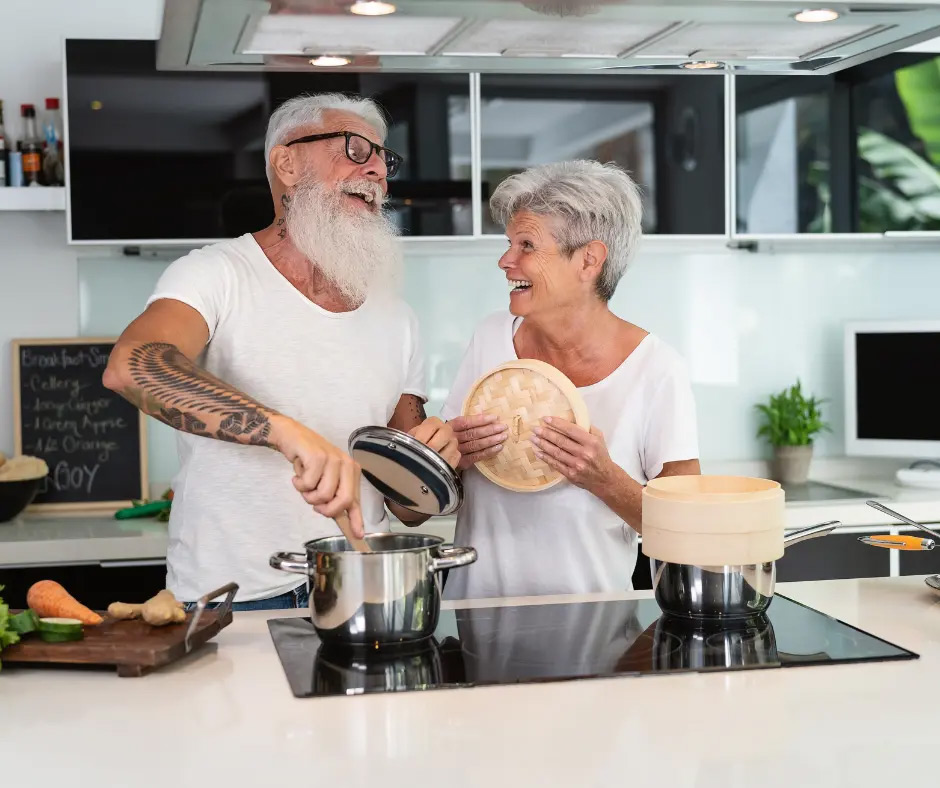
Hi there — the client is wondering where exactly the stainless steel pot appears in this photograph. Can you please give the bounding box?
[650,520,840,620]
[270,533,477,647]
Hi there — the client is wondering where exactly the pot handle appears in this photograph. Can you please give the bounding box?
[269,551,311,575]
[783,520,841,547]
[429,545,478,573]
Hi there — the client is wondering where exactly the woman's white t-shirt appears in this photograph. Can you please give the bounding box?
[439,311,699,600]
[146,234,426,603]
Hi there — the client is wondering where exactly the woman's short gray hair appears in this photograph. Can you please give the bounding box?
[489,160,643,301]
[264,93,388,183]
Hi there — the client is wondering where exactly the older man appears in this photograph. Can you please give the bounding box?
[103,94,458,610]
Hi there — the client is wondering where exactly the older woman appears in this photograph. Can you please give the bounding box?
[441,160,700,600]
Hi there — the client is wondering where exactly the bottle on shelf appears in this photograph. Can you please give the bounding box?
[42,97,64,186]
[0,100,7,187]
[19,104,43,187]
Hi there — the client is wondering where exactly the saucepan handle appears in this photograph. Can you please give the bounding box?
[783,520,841,547]
[269,551,311,575]
[429,545,478,573]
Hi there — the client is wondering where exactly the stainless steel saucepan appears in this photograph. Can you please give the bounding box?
[650,520,841,619]
[271,533,476,647]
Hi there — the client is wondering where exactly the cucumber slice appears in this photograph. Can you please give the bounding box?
[37,617,84,642]
[9,609,40,634]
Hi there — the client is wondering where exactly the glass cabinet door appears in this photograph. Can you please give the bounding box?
[479,74,726,235]
[735,52,940,235]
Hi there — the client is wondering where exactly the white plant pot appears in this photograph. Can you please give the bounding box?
[772,445,813,485]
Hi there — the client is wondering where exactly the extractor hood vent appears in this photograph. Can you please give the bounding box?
[157,0,940,75]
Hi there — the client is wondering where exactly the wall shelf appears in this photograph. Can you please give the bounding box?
[0,187,65,211]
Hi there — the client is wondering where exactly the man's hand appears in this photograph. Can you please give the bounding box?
[271,415,365,538]
[409,416,460,468]
[448,414,508,470]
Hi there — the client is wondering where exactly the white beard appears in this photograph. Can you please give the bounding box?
[285,177,402,305]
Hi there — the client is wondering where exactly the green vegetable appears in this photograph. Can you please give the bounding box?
[0,585,22,673]
[37,617,84,642]
[9,609,39,634]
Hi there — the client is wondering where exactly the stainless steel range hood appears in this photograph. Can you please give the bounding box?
[158,0,940,75]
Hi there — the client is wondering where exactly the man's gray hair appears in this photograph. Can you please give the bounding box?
[263,93,389,183]
[489,160,643,301]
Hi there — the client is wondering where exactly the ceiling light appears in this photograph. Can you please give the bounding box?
[793,8,840,23]
[309,55,351,66]
[681,60,722,70]
[350,1,396,15]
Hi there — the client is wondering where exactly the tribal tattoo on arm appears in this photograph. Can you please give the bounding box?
[119,342,278,447]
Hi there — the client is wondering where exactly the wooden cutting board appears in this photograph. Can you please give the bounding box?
[3,608,232,677]
[461,359,590,492]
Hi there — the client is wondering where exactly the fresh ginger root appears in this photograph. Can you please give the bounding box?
[108,589,186,626]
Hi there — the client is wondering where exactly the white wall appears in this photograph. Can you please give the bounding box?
[1,0,937,489]
[67,239,940,488]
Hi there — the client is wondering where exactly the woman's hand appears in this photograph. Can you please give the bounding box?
[448,414,508,470]
[530,416,619,494]
[409,416,461,468]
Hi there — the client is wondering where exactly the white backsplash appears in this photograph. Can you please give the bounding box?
[70,238,939,488]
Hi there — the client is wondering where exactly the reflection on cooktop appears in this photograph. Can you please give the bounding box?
[267,595,917,699]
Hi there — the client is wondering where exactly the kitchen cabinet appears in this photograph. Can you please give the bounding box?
[0,561,168,611]
[734,51,940,237]
[775,529,890,582]
[479,74,726,236]
[899,540,940,576]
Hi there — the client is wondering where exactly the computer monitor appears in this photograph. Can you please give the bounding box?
[845,321,940,459]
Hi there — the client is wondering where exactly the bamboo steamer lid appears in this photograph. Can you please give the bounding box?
[642,475,785,565]
[460,359,590,492]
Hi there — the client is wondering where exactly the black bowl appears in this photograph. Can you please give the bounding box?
[0,477,44,522]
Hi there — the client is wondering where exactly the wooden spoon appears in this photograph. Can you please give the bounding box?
[293,459,371,554]
[334,511,371,554]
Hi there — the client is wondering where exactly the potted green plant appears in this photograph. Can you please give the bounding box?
[755,380,830,485]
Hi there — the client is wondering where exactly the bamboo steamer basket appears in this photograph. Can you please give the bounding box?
[461,359,590,492]
[641,475,785,565]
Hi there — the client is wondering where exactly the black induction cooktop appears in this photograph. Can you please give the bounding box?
[267,595,917,699]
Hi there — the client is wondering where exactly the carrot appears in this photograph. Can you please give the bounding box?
[26,580,103,626]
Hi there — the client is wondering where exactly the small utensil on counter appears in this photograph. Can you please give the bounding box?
[925,575,940,596]
[858,534,936,551]
[866,500,940,541]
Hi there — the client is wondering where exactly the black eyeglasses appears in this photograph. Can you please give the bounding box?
[284,131,403,178]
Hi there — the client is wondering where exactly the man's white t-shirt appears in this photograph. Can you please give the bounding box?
[440,311,699,600]
[147,234,426,602]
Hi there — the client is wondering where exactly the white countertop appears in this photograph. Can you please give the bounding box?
[2,576,939,787]
[3,470,940,567]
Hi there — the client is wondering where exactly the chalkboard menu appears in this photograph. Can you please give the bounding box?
[12,338,148,511]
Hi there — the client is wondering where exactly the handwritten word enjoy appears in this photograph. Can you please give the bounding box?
[37,461,100,495]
